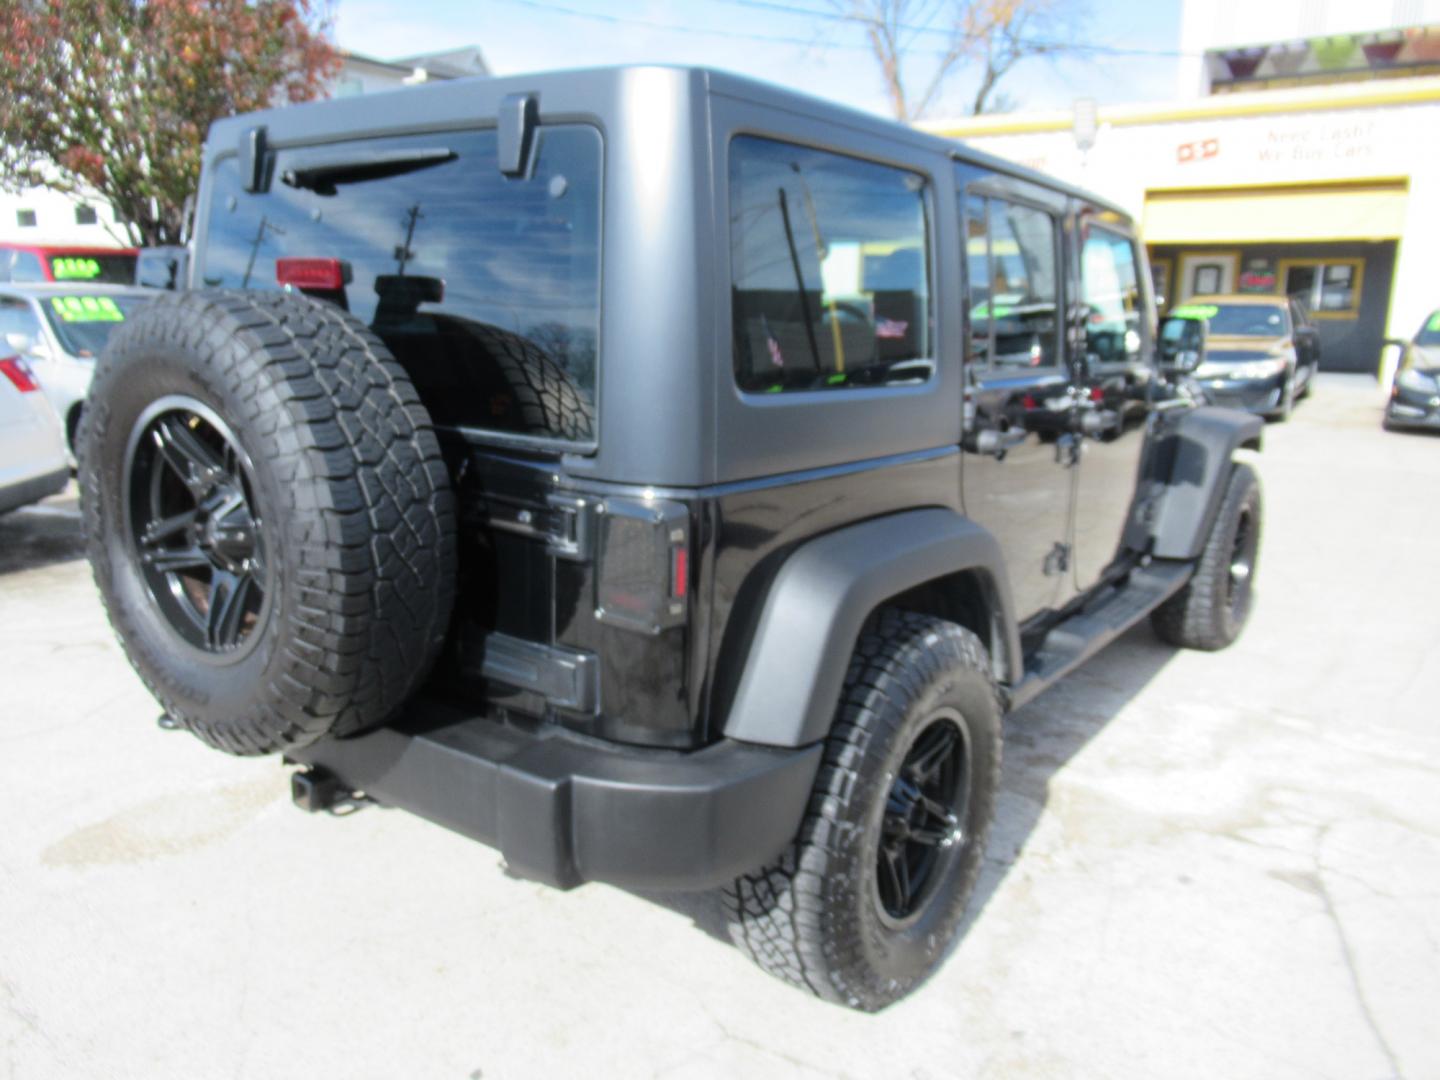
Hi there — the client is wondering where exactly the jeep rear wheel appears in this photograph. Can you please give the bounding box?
[722,609,1002,1011]
[81,290,457,755]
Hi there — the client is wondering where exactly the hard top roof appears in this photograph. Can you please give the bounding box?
[206,64,1130,220]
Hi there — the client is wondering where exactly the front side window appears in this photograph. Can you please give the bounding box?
[1081,226,1143,366]
[200,126,602,444]
[966,194,1060,370]
[730,135,932,393]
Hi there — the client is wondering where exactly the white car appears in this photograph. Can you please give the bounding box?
[0,350,67,515]
[0,283,153,455]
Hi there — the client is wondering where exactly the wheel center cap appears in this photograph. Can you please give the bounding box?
[201,500,256,570]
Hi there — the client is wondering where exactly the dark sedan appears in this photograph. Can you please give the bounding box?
[1384,311,1440,432]
[1171,294,1320,421]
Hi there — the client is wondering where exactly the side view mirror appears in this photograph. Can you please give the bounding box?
[1382,337,1410,351]
[1158,314,1207,372]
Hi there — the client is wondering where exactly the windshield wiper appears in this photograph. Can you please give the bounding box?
[280,147,457,195]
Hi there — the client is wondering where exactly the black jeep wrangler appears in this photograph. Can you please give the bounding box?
[81,67,1263,1011]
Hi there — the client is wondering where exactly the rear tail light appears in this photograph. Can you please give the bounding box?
[0,355,41,393]
[595,497,690,634]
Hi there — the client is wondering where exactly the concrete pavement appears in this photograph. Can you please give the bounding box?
[2,375,1437,1079]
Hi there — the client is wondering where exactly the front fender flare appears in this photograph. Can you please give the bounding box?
[722,508,1018,748]
[1149,406,1264,561]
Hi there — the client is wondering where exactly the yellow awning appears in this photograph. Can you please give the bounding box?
[1143,179,1409,244]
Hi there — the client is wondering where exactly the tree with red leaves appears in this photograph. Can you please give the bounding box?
[0,0,340,245]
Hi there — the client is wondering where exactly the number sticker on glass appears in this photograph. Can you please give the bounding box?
[50,257,102,280]
[50,295,125,322]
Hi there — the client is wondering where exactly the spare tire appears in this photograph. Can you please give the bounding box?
[81,290,456,755]
[428,316,594,442]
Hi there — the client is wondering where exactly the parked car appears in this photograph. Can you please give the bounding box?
[1383,310,1440,432]
[81,66,1265,1011]
[0,349,68,515]
[1171,294,1321,420]
[0,283,153,454]
[0,242,139,286]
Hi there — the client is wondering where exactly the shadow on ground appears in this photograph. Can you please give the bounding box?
[638,626,1178,955]
[0,486,86,576]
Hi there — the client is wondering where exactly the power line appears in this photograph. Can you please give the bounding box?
[700,0,1201,58]
[496,0,1200,60]
[494,0,860,50]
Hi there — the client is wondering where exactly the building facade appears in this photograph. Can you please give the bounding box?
[928,14,1440,373]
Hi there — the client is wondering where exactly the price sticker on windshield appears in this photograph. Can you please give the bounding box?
[1428,312,1440,333]
[1170,303,1219,320]
[50,257,103,280]
[50,295,125,322]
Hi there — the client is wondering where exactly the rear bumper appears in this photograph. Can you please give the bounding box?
[286,700,822,892]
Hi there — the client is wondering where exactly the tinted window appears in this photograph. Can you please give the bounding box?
[966,194,1060,370]
[730,136,931,393]
[1081,226,1142,366]
[201,127,602,444]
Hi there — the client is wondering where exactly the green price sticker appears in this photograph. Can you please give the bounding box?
[970,301,1015,319]
[1427,312,1440,333]
[50,295,125,322]
[1170,303,1219,320]
[51,256,102,280]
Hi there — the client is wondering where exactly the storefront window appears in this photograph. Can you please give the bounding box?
[1282,259,1362,317]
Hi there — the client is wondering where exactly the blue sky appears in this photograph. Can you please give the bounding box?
[334,0,1185,120]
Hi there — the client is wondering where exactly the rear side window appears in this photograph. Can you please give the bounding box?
[200,127,602,445]
[1080,226,1143,367]
[729,136,932,393]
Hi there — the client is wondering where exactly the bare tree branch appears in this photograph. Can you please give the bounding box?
[831,0,1086,121]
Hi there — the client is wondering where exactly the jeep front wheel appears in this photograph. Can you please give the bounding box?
[81,290,457,756]
[1150,461,1261,651]
[722,609,1002,1011]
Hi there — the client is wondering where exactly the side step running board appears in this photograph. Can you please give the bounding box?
[1009,560,1192,711]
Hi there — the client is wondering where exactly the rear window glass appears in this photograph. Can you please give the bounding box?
[200,127,602,445]
[729,136,932,394]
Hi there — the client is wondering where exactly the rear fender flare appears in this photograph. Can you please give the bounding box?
[722,508,1019,748]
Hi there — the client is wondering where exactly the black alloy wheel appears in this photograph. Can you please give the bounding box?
[724,609,1003,1011]
[876,711,970,926]
[1226,503,1258,625]
[125,396,270,657]
[1149,461,1262,652]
